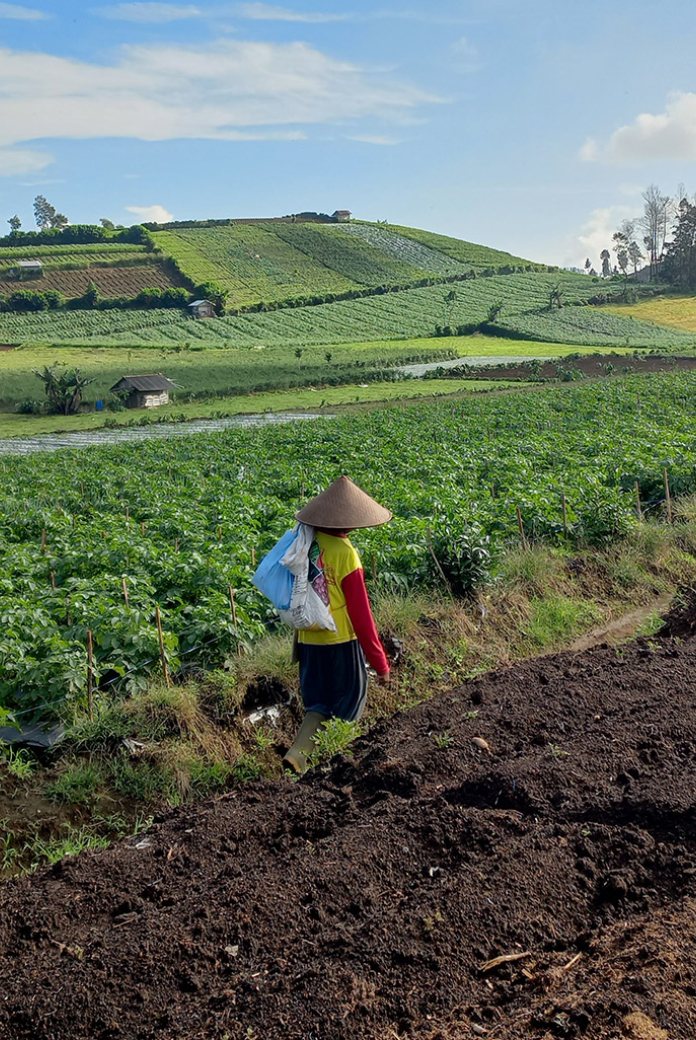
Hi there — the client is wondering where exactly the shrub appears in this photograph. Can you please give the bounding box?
[429,522,493,596]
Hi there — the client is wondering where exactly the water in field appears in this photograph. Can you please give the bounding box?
[398,354,550,377]
[0,413,331,456]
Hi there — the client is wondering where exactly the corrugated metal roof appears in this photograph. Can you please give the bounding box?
[110,374,175,393]
[188,299,212,307]
[17,260,42,267]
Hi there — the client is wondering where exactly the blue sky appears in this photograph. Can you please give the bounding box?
[0,0,695,265]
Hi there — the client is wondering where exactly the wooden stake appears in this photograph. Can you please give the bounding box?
[216,524,223,542]
[664,468,673,523]
[561,493,568,535]
[41,528,47,553]
[516,505,528,549]
[155,605,171,687]
[50,570,56,589]
[228,585,238,630]
[125,503,130,522]
[426,530,454,599]
[86,629,95,721]
[140,521,147,536]
[251,547,257,568]
[174,538,180,552]
[635,482,643,520]
[121,576,129,606]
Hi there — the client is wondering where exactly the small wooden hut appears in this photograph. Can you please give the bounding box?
[332,210,352,223]
[110,374,175,409]
[188,299,216,319]
[15,260,43,280]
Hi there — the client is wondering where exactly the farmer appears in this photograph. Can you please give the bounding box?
[283,476,392,774]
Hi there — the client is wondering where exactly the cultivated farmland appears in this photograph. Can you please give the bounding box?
[0,262,186,300]
[2,371,695,710]
[606,294,696,332]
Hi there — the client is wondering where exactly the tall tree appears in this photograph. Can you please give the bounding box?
[640,183,671,279]
[662,199,696,289]
[584,257,592,274]
[7,214,21,232]
[100,218,115,230]
[600,248,612,278]
[628,240,644,273]
[33,195,56,230]
[33,195,68,230]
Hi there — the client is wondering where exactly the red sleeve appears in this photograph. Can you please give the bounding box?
[342,568,390,676]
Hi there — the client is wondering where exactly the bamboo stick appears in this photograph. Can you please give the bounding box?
[155,606,171,687]
[86,629,95,721]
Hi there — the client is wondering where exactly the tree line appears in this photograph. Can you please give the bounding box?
[585,183,696,288]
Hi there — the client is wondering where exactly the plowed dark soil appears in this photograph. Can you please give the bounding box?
[1,624,695,1040]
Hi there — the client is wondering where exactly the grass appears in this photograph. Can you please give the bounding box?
[0,334,631,411]
[0,272,678,351]
[3,517,696,877]
[606,295,696,333]
[0,378,526,438]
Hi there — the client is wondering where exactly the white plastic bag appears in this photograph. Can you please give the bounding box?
[278,523,337,632]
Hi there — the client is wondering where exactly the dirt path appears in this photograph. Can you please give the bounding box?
[567,596,671,653]
[0,619,694,1039]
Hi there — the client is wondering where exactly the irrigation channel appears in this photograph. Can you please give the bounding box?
[0,412,331,456]
[0,355,536,456]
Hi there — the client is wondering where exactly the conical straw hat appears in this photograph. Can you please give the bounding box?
[296,476,392,529]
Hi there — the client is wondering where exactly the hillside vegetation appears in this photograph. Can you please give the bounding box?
[1,270,682,350]
[606,295,696,332]
[2,371,696,708]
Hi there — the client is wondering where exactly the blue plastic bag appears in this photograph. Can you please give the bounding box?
[252,528,297,611]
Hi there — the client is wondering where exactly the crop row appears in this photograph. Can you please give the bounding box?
[386,223,545,269]
[2,372,696,711]
[338,223,464,274]
[155,225,357,307]
[97,273,686,349]
[0,244,148,262]
[0,263,185,302]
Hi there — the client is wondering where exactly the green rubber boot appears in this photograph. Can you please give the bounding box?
[283,711,328,774]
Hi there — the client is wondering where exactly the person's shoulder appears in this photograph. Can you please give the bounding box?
[321,533,361,571]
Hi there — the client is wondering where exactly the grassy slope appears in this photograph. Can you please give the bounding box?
[0,379,524,438]
[606,295,696,332]
[0,336,630,408]
[154,225,357,306]
[385,221,545,269]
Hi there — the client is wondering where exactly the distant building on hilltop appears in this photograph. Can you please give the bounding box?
[188,299,216,319]
[332,210,352,223]
[110,374,175,409]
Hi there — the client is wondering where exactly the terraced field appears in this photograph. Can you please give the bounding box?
[70,272,690,350]
[0,262,186,300]
[154,225,356,307]
[0,270,684,349]
[387,221,544,269]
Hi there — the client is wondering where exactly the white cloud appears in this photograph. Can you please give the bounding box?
[349,133,401,145]
[236,3,348,22]
[578,137,598,162]
[451,36,480,72]
[0,146,52,175]
[96,3,201,21]
[0,40,439,169]
[583,92,696,163]
[0,2,47,19]
[561,204,635,269]
[126,203,174,222]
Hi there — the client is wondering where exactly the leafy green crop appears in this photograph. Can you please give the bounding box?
[1,372,695,714]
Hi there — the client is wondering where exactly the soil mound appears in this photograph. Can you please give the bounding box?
[0,629,694,1039]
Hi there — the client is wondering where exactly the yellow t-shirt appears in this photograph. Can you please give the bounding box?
[298,532,361,646]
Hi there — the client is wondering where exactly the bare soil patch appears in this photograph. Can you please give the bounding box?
[0,621,694,1039]
[446,352,696,381]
